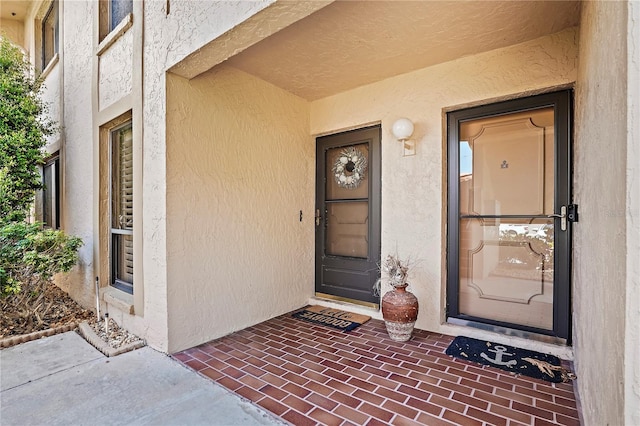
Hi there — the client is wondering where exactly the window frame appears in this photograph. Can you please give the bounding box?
[445,90,574,342]
[42,154,60,229]
[99,0,133,42]
[110,0,133,31]
[109,121,134,294]
[41,0,59,71]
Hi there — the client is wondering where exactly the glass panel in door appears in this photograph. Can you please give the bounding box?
[458,108,555,330]
[325,143,369,259]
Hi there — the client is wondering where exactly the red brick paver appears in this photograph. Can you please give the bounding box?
[173,311,580,425]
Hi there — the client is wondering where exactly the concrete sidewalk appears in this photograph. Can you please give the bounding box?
[0,331,284,426]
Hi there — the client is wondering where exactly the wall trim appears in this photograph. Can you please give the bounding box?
[442,83,576,114]
[96,94,134,124]
[312,120,382,138]
[39,52,58,80]
[96,13,133,57]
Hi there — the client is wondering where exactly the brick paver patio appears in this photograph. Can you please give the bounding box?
[173,309,580,425]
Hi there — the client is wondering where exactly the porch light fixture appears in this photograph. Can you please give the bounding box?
[392,118,415,156]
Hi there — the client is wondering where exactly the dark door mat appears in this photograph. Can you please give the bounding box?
[445,336,576,383]
[292,305,370,332]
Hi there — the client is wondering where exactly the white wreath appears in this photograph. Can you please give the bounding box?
[332,147,367,189]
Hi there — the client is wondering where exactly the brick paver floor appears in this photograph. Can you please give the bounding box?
[173,309,580,425]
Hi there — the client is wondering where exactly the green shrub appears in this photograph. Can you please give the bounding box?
[0,36,54,222]
[0,38,83,328]
[0,222,83,325]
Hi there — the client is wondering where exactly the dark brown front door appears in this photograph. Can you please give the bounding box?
[315,126,381,306]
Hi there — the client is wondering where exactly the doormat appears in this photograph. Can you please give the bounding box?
[292,305,371,332]
[445,336,576,383]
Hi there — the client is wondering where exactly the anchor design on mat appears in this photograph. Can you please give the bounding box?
[480,345,517,367]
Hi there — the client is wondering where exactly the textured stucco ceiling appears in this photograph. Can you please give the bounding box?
[226,0,581,100]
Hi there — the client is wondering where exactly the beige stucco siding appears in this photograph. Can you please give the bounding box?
[40,62,61,142]
[98,29,133,110]
[574,0,640,423]
[131,1,291,352]
[54,0,96,308]
[162,0,275,71]
[626,2,640,424]
[165,66,314,353]
[574,1,630,424]
[311,28,578,358]
[0,19,25,49]
[55,0,280,352]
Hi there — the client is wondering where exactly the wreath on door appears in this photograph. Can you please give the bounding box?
[332,147,367,190]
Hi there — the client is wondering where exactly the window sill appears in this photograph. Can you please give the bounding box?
[40,53,59,80]
[102,286,134,315]
[97,13,133,57]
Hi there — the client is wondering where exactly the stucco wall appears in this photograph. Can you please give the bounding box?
[20,0,95,308]
[165,66,314,353]
[626,2,640,424]
[0,19,25,49]
[98,29,133,110]
[54,0,96,308]
[574,1,628,424]
[163,0,274,71]
[311,28,578,358]
[42,0,279,352]
[127,0,286,352]
[40,63,61,145]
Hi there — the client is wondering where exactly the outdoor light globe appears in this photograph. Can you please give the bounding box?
[392,118,414,141]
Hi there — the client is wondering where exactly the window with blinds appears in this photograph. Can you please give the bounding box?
[111,123,133,293]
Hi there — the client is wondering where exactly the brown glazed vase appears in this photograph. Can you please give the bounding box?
[381,284,419,342]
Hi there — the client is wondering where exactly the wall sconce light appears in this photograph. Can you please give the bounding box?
[392,118,415,156]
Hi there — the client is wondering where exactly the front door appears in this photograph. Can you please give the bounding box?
[315,126,381,306]
[447,90,574,342]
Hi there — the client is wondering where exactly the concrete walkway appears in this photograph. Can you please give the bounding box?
[0,331,284,426]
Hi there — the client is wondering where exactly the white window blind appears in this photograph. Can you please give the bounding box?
[112,124,133,287]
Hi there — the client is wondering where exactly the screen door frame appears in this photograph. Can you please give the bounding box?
[446,90,573,343]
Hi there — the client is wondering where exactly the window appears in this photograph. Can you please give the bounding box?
[99,0,132,41]
[42,154,60,229]
[111,122,133,294]
[41,0,59,70]
[110,0,132,30]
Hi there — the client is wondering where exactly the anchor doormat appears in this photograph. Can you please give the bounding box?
[445,336,576,383]
[292,305,371,332]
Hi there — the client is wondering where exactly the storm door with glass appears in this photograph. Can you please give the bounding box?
[315,126,381,306]
[447,91,574,342]
[110,122,134,294]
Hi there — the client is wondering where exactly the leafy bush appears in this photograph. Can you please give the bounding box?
[1,222,83,326]
[0,37,54,222]
[0,37,83,329]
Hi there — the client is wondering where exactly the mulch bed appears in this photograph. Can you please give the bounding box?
[1,282,93,340]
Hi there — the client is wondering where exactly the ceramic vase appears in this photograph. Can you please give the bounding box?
[381,284,419,342]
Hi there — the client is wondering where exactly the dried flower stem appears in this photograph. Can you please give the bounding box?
[381,254,413,288]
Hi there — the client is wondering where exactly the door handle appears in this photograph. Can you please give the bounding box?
[547,205,579,231]
[547,205,567,231]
